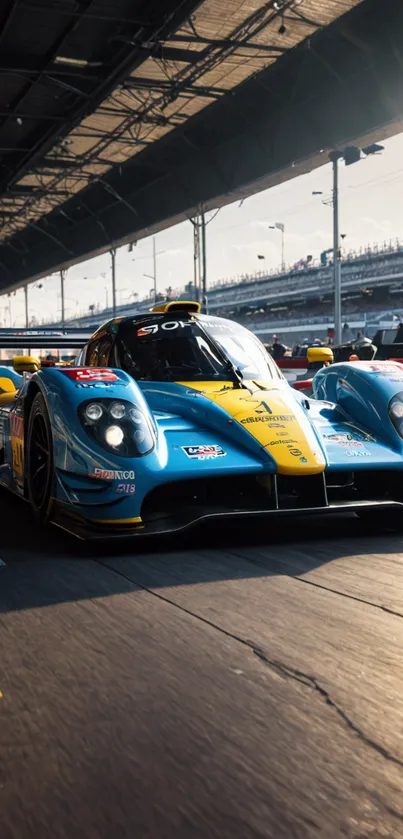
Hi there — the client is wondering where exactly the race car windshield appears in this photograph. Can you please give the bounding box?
[117,316,281,383]
[204,319,282,381]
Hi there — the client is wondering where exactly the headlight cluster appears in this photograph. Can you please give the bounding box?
[78,399,155,457]
[389,392,403,438]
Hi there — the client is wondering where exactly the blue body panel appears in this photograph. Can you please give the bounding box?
[1,357,403,535]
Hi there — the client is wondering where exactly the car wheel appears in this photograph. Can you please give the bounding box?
[26,392,54,523]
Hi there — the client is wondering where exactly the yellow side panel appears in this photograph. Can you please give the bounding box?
[0,392,17,407]
[0,377,16,394]
[179,380,325,475]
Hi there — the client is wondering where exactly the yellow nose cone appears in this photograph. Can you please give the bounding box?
[180,381,326,475]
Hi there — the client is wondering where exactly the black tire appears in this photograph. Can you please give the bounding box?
[26,392,54,523]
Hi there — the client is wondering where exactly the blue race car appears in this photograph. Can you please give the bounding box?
[1,300,403,539]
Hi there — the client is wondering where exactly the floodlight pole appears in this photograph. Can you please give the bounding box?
[110,248,116,316]
[152,237,157,304]
[60,269,65,328]
[201,209,208,314]
[329,152,342,345]
[280,225,285,273]
[24,284,29,329]
[193,216,199,297]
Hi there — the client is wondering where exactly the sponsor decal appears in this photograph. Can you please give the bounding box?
[10,414,23,440]
[240,398,273,414]
[300,457,308,463]
[340,442,364,448]
[62,368,118,382]
[116,483,135,494]
[368,363,403,373]
[241,414,294,424]
[90,468,135,480]
[345,449,370,458]
[136,319,233,338]
[254,401,272,414]
[324,433,364,447]
[324,429,374,444]
[10,413,24,477]
[276,432,289,437]
[264,438,302,456]
[202,321,233,330]
[137,320,193,337]
[182,445,226,460]
[75,381,125,389]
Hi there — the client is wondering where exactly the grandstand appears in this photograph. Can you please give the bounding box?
[45,240,403,345]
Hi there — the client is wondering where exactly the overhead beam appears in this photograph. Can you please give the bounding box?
[6,186,70,196]
[125,77,227,98]
[168,34,287,54]
[0,0,205,201]
[0,111,66,120]
[114,42,206,64]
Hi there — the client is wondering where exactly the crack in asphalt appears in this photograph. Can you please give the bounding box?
[251,646,403,769]
[97,558,403,771]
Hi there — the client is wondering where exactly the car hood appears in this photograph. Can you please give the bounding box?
[141,379,326,475]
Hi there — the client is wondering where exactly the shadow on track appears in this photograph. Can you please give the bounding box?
[2,477,403,614]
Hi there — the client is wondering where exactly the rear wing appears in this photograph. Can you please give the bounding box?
[0,327,92,350]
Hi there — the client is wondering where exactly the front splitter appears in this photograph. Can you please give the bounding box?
[51,499,403,541]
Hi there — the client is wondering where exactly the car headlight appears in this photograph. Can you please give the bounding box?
[78,398,155,457]
[85,402,103,422]
[105,425,125,448]
[110,401,126,420]
[389,392,403,437]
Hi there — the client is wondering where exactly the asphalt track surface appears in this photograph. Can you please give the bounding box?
[1,492,403,838]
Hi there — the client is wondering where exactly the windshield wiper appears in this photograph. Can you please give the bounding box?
[195,318,249,389]
[225,360,245,389]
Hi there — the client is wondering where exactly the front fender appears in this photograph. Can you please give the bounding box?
[313,361,403,450]
[29,367,157,518]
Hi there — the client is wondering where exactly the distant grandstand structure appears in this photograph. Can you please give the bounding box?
[45,240,403,346]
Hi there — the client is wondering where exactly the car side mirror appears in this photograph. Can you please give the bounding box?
[307,347,333,366]
[13,355,41,373]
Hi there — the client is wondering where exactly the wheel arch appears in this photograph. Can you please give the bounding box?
[24,380,42,432]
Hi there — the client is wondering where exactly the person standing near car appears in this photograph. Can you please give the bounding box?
[271,334,286,359]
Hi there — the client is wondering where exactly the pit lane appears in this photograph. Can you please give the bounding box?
[1,491,403,839]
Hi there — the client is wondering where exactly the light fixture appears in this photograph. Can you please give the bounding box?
[110,401,126,419]
[390,400,403,419]
[389,394,403,438]
[105,425,124,448]
[78,398,155,456]
[362,143,385,156]
[129,408,144,424]
[85,403,103,422]
[54,56,103,68]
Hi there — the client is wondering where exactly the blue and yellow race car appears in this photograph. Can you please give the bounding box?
[1,301,403,538]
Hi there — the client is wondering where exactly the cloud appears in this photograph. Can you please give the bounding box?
[354,216,392,237]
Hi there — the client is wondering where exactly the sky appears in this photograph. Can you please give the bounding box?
[2,129,403,327]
